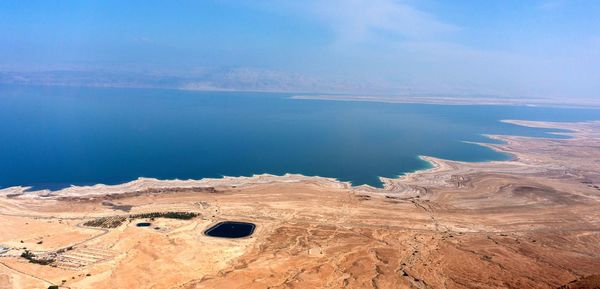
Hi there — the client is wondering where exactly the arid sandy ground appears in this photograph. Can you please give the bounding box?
[1,120,600,289]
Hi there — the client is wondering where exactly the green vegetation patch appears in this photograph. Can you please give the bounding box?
[20,250,55,265]
[83,211,199,228]
[130,212,198,220]
[82,216,127,228]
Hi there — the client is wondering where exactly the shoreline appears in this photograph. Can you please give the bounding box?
[2,119,594,199]
[291,94,600,109]
[5,84,600,109]
[2,120,600,289]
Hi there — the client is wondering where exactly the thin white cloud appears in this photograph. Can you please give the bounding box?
[243,0,457,43]
[310,0,458,43]
[537,0,565,11]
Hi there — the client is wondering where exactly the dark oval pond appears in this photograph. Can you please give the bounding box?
[204,221,255,238]
[136,222,152,227]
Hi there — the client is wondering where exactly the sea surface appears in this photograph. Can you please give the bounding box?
[1,85,599,189]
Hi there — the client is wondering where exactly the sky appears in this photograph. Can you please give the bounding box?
[1,0,600,98]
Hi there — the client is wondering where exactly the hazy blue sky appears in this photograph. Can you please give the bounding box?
[1,0,599,98]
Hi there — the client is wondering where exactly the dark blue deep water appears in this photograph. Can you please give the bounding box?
[1,85,599,189]
[205,221,256,238]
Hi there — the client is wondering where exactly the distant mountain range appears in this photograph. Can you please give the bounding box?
[0,68,399,95]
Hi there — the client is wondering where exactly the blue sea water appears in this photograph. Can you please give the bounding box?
[1,85,599,189]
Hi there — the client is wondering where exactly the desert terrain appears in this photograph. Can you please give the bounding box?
[1,120,600,289]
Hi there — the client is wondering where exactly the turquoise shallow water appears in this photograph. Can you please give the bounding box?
[1,85,599,189]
